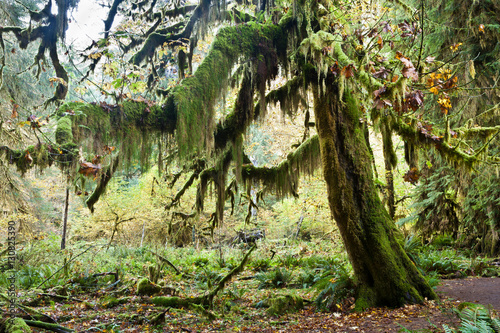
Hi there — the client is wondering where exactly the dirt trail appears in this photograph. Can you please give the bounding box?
[436,276,500,311]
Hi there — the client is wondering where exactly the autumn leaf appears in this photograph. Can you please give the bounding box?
[104,145,116,154]
[449,42,462,53]
[437,96,452,114]
[403,167,420,184]
[11,103,19,118]
[92,155,102,164]
[381,21,393,33]
[341,64,356,79]
[404,90,424,112]
[330,61,340,76]
[375,99,392,110]
[377,36,383,49]
[25,151,33,164]
[372,67,390,79]
[396,53,418,81]
[425,56,435,64]
[49,77,68,87]
[402,66,418,81]
[78,162,101,178]
[398,20,419,40]
[373,86,386,99]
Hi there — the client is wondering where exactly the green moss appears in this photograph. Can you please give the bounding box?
[137,277,162,296]
[169,23,285,158]
[55,117,73,144]
[265,295,304,316]
[4,318,31,333]
[151,296,207,308]
[353,295,371,312]
[99,296,131,308]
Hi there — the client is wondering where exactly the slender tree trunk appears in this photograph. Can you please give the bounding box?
[312,80,437,308]
[61,187,69,250]
[382,125,396,219]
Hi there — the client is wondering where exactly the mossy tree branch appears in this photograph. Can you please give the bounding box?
[0,0,75,103]
[130,0,211,66]
[241,135,321,198]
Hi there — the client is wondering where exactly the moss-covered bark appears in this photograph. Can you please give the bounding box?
[312,79,437,308]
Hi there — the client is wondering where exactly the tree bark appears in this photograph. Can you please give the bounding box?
[312,80,437,308]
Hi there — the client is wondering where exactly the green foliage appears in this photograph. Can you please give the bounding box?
[444,304,500,333]
[296,268,317,288]
[403,235,498,278]
[255,267,293,289]
[313,265,354,311]
[398,166,460,240]
[249,258,272,272]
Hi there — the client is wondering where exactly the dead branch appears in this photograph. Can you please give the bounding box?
[24,320,74,333]
[146,249,190,278]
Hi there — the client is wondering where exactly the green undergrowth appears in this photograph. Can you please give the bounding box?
[1,233,499,329]
[404,234,500,279]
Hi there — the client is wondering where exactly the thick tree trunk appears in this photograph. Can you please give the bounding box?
[312,81,437,308]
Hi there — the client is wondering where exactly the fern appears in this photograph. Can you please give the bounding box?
[446,305,500,332]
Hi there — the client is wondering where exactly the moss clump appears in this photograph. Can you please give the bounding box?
[136,278,162,296]
[55,117,73,144]
[264,295,304,316]
[99,296,131,308]
[151,296,203,308]
[4,318,31,333]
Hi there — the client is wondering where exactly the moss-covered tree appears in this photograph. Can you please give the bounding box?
[1,0,499,309]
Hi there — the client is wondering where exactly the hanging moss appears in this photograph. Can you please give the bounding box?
[241,135,321,198]
[0,143,68,175]
[168,23,286,158]
[266,76,306,118]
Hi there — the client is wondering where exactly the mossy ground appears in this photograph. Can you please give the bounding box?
[1,236,497,332]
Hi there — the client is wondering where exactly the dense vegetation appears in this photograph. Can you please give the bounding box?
[0,0,499,331]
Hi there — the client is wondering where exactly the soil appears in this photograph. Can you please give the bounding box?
[437,277,500,311]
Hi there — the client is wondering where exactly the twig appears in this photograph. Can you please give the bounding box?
[36,244,102,289]
[146,249,188,277]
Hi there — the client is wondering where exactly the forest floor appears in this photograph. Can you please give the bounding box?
[22,276,499,333]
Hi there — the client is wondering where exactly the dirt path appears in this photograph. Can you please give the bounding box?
[436,277,500,311]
